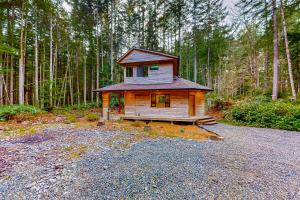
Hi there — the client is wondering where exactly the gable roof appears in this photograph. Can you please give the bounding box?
[117,48,178,65]
[94,77,212,92]
[117,47,179,76]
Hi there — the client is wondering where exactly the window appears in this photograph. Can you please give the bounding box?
[126,67,133,77]
[151,94,170,108]
[137,65,148,77]
[150,65,159,71]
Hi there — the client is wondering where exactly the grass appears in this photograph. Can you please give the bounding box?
[146,122,213,140]
[106,120,214,141]
[64,144,88,159]
[85,113,99,121]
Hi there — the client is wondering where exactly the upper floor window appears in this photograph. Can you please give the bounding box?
[137,65,148,77]
[150,65,159,71]
[126,67,133,77]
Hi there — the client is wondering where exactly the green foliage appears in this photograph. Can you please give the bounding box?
[64,113,77,123]
[0,105,43,121]
[85,113,99,122]
[225,101,300,131]
[207,92,232,110]
[0,44,18,55]
[54,103,97,113]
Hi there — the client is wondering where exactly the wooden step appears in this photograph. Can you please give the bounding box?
[197,118,215,123]
[203,121,217,125]
[196,117,217,125]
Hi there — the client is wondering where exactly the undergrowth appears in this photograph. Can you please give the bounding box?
[0,105,43,121]
[225,100,300,131]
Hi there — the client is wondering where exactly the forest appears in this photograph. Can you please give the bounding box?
[0,0,300,129]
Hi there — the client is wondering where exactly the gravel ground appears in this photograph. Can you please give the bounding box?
[1,124,300,199]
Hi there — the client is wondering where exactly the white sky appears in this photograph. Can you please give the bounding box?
[224,0,238,24]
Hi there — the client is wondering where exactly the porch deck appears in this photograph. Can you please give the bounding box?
[121,115,217,125]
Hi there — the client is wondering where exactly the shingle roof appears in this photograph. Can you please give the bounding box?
[94,77,212,92]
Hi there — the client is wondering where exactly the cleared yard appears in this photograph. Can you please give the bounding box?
[0,122,299,199]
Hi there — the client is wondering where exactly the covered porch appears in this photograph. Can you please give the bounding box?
[121,115,216,125]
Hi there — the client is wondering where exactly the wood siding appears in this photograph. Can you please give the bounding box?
[102,90,207,120]
[102,92,110,120]
[120,49,173,64]
[123,90,206,118]
[190,91,206,116]
[124,63,173,84]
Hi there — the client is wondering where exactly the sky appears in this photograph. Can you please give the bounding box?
[224,0,238,24]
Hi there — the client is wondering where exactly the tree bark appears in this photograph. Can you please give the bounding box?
[272,0,279,100]
[193,0,197,83]
[110,1,114,82]
[76,50,80,104]
[280,0,296,99]
[49,16,53,107]
[83,53,87,105]
[10,55,13,104]
[34,21,39,106]
[0,54,3,105]
[19,1,26,105]
[96,14,100,106]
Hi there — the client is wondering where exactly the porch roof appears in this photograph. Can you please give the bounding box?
[94,77,212,92]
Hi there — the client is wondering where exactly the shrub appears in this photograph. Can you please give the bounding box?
[225,101,300,131]
[0,105,43,121]
[64,113,77,123]
[55,103,98,112]
[86,113,99,121]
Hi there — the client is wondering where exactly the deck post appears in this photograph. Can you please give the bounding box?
[118,94,121,114]
[102,92,110,121]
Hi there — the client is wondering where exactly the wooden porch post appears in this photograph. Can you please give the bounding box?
[118,94,121,114]
[102,92,110,120]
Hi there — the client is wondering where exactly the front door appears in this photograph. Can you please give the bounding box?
[189,95,195,116]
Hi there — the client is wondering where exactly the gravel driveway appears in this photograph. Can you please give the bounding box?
[1,124,300,199]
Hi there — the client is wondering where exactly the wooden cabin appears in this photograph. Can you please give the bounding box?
[95,48,215,125]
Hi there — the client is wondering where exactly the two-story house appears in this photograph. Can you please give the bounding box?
[95,48,215,124]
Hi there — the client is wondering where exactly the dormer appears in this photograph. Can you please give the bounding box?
[117,48,179,85]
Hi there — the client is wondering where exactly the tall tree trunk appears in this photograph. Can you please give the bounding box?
[49,16,53,107]
[264,0,269,91]
[280,0,296,99]
[83,53,87,105]
[76,50,80,104]
[272,0,279,100]
[0,54,3,105]
[68,50,74,106]
[34,21,39,106]
[193,41,197,83]
[96,14,100,106]
[207,47,211,87]
[91,66,94,102]
[193,0,197,83]
[10,55,13,104]
[110,2,114,82]
[19,1,26,105]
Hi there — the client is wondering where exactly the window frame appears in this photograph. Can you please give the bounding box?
[137,65,149,77]
[126,67,133,77]
[150,94,170,108]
